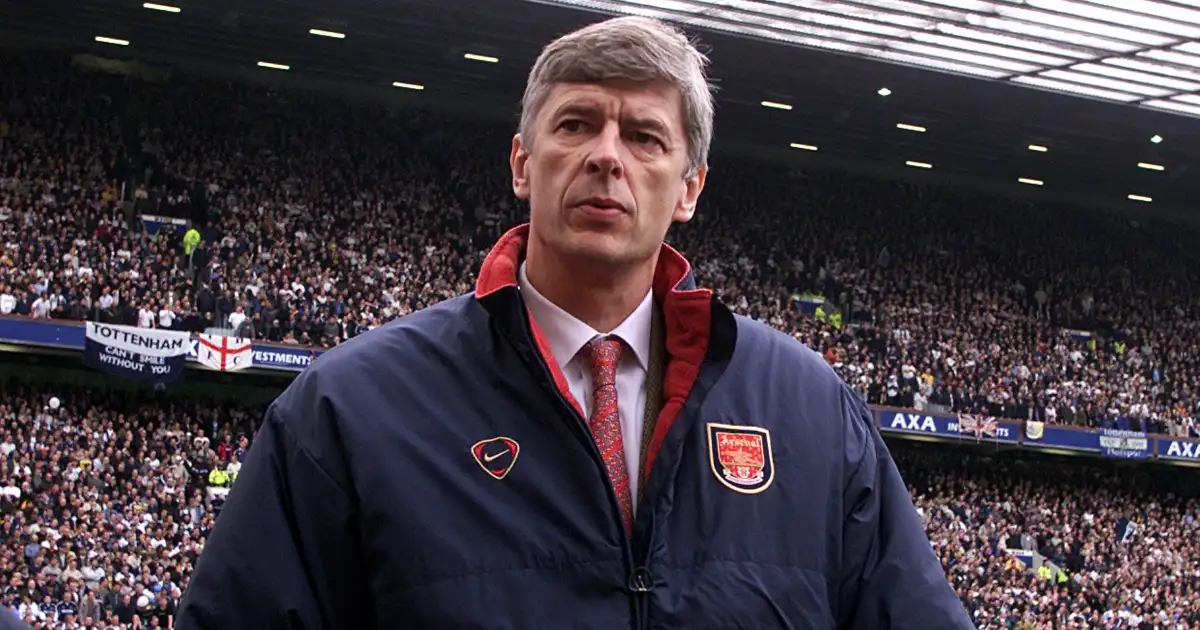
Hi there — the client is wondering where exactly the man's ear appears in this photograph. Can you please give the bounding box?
[673,165,707,224]
[510,134,530,200]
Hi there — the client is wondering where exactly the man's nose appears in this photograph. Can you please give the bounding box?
[585,123,624,178]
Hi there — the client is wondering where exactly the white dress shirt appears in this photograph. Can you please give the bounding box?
[519,262,653,509]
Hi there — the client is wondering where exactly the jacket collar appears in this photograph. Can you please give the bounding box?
[475,223,701,300]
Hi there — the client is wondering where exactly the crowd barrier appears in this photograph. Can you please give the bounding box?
[1,315,1197,465]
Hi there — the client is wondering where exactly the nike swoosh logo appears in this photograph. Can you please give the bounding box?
[484,451,506,462]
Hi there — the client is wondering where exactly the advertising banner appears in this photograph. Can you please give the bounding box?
[1156,437,1200,463]
[876,409,1019,444]
[0,317,86,348]
[1022,423,1102,452]
[249,346,319,371]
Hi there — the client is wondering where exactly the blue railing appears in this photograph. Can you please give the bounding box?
[1,315,1197,465]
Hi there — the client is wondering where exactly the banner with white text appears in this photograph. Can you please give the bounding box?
[1098,428,1151,459]
[83,322,190,384]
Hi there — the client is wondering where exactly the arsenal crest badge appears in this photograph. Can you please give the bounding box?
[471,437,520,480]
[707,423,774,494]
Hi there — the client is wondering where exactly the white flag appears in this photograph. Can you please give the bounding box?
[197,334,253,372]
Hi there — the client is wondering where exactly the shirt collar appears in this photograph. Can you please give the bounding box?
[518,261,652,371]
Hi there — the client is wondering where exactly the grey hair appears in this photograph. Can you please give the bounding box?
[518,16,715,177]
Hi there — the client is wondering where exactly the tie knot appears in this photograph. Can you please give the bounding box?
[581,336,623,389]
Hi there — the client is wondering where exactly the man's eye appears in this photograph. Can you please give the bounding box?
[558,120,585,133]
[631,132,664,151]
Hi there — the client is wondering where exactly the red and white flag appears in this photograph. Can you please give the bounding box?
[197,334,253,372]
[957,414,998,440]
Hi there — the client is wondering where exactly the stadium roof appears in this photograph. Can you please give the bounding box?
[536,0,1200,117]
[4,0,1200,218]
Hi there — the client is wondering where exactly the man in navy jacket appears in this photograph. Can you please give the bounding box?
[0,610,30,630]
[177,15,973,630]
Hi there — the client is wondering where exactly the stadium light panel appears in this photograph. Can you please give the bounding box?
[933,23,1093,61]
[1073,62,1200,92]
[896,123,926,132]
[1010,76,1142,102]
[760,100,792,110]
[1144,99,1200,116]
[911,31,1068,66]
[887,41,1040,74]
[789,143,818,151]
[877,87,891,96]
[905,160,932,169]
[1140,49,1200,70]
[1028,144,1049,152]
[1037,69,1172,97]
[94,36,130,46]
[464,53,500,63]
[393,81,425,90]
[309,29,346,39]
[1137,162,1165,171]
[1151,135,1163,143]
[527,0,1200,118]
[1128,194,1153,202]
[1104,58,1200,84]
[1018,177,1044,186]
[142,3,181,12]
[867,50,1011,78]
[257,61,290,71]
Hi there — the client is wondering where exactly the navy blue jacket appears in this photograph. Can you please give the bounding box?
[177,225,973,629]
[0,610,31,630]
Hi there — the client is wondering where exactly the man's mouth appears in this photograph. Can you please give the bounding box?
[575,197,627,213]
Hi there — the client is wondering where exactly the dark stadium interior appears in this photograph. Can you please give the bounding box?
[5,0,1200,213]
[1,0,1199,628]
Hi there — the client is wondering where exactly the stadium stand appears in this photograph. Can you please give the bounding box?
[1,53,1198,629]
[901,445,1200,629]
[0,379,263,629]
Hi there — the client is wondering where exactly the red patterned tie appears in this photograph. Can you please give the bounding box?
[580,336,634,533]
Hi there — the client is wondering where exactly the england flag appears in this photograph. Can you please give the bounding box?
[197,334,253,372]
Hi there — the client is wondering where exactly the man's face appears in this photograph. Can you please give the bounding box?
[512,80,706,268]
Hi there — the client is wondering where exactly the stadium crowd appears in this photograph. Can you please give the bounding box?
[3,380,1197,629]
[0,380,260,629]
[1,53,1199,628]
[902,446,1200,629]
[3,56,1197,436]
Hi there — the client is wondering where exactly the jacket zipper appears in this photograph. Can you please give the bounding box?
[629,564,652,630]
[519,320,646,629]
[545,383,650,630]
